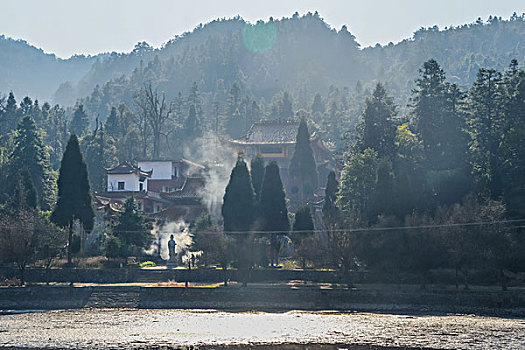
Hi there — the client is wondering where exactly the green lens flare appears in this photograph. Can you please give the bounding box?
[242,20,278,53]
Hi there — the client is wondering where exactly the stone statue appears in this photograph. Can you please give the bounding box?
[168,234,176,264]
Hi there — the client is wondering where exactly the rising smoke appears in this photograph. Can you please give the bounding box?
[147,219,192,260]
[183,132,237,220]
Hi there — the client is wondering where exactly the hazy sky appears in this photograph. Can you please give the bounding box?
[1,0,523,58]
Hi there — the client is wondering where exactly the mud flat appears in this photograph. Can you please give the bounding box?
[0,309,524,349]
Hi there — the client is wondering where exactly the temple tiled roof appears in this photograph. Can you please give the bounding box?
[160,177,205,200]
[243,120,299,143]
[150,204,207,222]
[106,162,153,177]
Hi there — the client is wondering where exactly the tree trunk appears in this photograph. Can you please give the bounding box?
[455,265,459,290]
[67,222,73,265]
[18,264,25,286]
[500,268,508,291]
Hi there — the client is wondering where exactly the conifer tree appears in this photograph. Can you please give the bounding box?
[104,106,121,139]
[290,118,318,200]
[222,155,255,233]
[70,105,89,137]
[292,205,315,269]
[338,148,379,216]
[250,154,265,200]
[468,68,505,198]
[358,83,397,159]
[279,92,294,120]
[183,104,201,142]
[311,93,325,114]
[322,170,340,229]
[1,92,18,134]
[11,168,38,210]
[83,126,117,192]
[51,134,94,265]
[113,197,151,257]
[259,161,289,265]
[9,116,53,209]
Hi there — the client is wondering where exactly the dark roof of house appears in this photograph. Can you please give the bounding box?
[94,191,170,204]
[149,204,207,222]
[106,162,152,177]
[135,158,206,168]
[160,177,205,200]
[242,120,300,144]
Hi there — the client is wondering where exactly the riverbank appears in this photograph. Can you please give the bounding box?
[1,284,525,317]
[1,309,524,349]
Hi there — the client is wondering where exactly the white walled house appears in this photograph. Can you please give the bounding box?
[106,162,152,192]
[95,159,208,222]
[137,161,174,180]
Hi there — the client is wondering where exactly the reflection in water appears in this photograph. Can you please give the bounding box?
[1,309,524,349]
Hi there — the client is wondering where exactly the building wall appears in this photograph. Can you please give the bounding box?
[138,161,173,180]
[107,174,141,192]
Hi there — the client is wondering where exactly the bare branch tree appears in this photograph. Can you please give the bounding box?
[133,84,173,159]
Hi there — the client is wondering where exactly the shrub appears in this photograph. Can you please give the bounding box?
[139,261,156,268]
[104,235,122,259]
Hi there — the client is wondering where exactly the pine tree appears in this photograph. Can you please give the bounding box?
[104,106,121,139]
[358,83,397,159]
[9,116,53,209]
[51,134,94,265]
[250,154,265,200]
[279,92,294,120]
[468,68,505,198]
[113,197,151,257]
[259,161,289,265]
[311,93,325,114]
[222,155,255,233]
[1,92,18,134]
[183,104,201,142]
[70,104,89,137]
[411,59,471,205]
[290,118,318,200]
[83,126,117,192]
[501,63,525,217]
[11,168,38,210]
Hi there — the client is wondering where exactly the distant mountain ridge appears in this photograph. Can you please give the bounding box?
[0,35,101,101]
[1,13,524,107]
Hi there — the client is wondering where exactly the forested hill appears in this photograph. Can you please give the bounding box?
[1,13,524,111]
[0,36,98,101]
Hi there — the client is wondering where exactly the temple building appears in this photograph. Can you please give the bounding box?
[94,159,208,223]
[222,120,335,195]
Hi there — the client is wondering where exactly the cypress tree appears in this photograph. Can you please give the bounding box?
[290,118,318,200]
[259,161,289,265]
[222,155,255,233]
[322,170,339,227]
[293,205,314,232]
[51,134,94,265]
[250,154,265,200]
[292,205,315,269]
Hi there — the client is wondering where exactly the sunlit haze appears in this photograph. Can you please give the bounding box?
[0,0,523,58]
